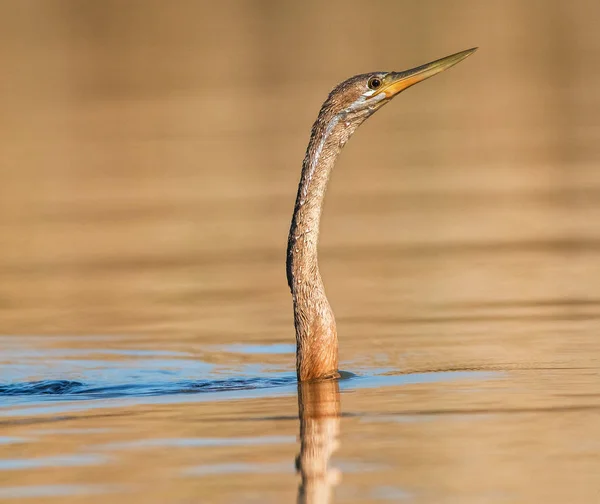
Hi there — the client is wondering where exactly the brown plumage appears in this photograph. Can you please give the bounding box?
[287,48,477,382]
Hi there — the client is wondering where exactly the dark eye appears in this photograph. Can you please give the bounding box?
[367,77,382,90]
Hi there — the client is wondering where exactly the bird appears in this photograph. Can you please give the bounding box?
[286,47,477,382]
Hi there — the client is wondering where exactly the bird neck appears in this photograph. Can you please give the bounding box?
[287,111,356,381]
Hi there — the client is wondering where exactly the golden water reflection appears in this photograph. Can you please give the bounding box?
[296,380,342,504]
[1,0,600,502]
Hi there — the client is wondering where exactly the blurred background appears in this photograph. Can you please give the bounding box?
[2,0,599,338]
[1,1,600,503]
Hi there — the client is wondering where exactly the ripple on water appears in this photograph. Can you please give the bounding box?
[0,337,496,417]
[0,454,108,471]
[0,485,119,499]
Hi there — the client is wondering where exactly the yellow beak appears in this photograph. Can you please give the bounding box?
[379,47,477,98]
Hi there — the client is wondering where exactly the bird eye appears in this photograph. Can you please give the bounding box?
[367,77,382,90]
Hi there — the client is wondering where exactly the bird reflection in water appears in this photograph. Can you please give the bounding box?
[296,379,341,504]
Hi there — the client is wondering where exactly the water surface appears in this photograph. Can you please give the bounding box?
[1,1,600,503]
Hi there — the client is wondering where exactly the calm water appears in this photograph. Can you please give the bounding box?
[1,1,600,503]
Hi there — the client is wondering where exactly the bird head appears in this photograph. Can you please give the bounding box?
[322,47,477,125]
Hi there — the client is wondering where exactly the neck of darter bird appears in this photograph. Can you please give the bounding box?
[287,112,348,380]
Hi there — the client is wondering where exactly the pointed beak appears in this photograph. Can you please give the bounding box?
[378,47,477,98]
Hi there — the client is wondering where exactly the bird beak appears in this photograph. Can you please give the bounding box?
[378,47,477,99]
